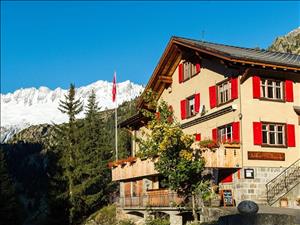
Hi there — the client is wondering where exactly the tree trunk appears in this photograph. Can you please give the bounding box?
[192,193,198,222]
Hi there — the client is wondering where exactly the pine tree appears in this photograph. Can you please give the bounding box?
[54,83,83,224]
[0,148,22,225]
[78,90,114,215]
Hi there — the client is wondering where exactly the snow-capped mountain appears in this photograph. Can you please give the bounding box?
[0,80,144,142]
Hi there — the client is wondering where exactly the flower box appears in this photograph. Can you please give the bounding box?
[223,143,240,148]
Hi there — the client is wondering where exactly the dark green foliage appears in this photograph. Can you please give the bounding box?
[2,85,138,225]
[0,148,22,225]
[145,217,170,225]
[94,204,117,225]
[49,86,137,224]
[73,89,114,219]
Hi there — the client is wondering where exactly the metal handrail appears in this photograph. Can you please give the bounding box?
[266,158,300,205]
[267,158,300,185]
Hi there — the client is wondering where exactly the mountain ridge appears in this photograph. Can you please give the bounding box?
[268,27,300,54]
[1,80,144,142]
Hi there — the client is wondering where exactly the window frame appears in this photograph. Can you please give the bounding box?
[261,122,286,147]
[218,124,233,143]
[186,94,196,118]
[260,78,285,102]
[216,78,233,106]
[182,60,200,82]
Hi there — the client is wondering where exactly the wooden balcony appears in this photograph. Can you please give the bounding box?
[111,158,158,181]
[119,189,184,208]
[111,145,241,181]
[202,144,242,168]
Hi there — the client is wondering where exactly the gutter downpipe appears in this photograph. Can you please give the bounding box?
[239,72,244,169]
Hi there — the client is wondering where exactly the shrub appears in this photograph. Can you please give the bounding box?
[145,217,170,225]
[94,205,117,225]
[118,219,135,225]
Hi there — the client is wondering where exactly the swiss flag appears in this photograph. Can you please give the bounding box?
[112,72,117,102]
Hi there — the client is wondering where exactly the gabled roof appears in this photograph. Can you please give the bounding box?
[137,36,300,109]
[173,36,300,69]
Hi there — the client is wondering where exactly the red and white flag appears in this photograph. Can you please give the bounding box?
[112,72,117,102]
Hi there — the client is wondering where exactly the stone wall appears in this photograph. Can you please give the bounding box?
[220,167,285,205]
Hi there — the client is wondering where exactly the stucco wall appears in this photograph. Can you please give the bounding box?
[240,75,300,167]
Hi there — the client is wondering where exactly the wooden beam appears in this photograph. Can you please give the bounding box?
[158,76,172,84]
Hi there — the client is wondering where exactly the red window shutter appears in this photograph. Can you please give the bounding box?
[287,124,296,147]
[285,80,294,102]
[212,128,218,142]
[180,99,187,120]
[232,122,240,142]
[209,85,217,109]
[252,76,261,99]
[253,122,262,145]
[196,63,201,74]
[231,77,238,100]
[194,93,200,113]
[221,173,233,183]
[195,133,201,141]
[178,63,183,83]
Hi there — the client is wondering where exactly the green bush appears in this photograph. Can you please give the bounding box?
[94,205,117,225]
[145,217,170,225]
[118,219,135,225]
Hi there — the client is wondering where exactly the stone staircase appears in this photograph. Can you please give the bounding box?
[266,158,300,206]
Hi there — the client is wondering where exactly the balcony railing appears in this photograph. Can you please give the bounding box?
[111,158,158,181]
[119,189,184,208]
[111,144,242,181]
[202,143,242,168]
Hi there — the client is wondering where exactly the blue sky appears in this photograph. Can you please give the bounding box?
[1,1,299,93]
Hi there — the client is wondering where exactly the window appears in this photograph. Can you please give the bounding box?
[218,124,233,142]
[183,61,197,81]
[218,80,231,104]
[187,96,195,118]
[262,123,285,145]
[261,79,283,100]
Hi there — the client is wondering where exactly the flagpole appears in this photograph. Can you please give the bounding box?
[114,72,118,161]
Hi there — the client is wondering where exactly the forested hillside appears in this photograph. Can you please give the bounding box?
[0,87,138,225]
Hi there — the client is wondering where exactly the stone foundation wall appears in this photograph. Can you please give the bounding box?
[220,167,285,205]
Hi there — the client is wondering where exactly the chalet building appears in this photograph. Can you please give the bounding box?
[110,36,300,224]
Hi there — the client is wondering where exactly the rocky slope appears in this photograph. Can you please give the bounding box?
[268,27,300,54]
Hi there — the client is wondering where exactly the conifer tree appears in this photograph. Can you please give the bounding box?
[56,83,83,224]
[78,90,114,215]
[0,148,22,225]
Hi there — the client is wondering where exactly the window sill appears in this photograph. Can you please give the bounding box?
[217,99,234,108]
[186,113,198,120]
[261,144,287,148]
[182,72,200,83]
[259,97,285,103]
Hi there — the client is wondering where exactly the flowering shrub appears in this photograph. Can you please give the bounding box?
[108,157,137,168]
[198,139,219,150]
